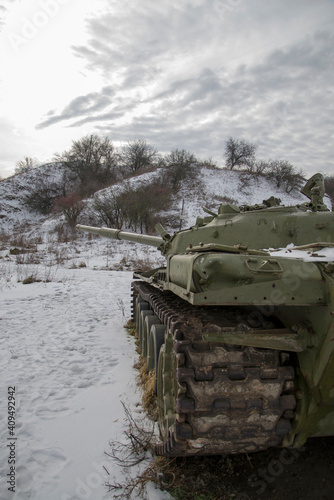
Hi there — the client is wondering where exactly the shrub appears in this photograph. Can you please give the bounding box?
[53,193,84,229]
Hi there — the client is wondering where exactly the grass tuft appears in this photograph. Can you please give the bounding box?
[22,275,41,285]
[138,360,158,420]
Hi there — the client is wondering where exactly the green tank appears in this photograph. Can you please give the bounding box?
[77,173,334,456]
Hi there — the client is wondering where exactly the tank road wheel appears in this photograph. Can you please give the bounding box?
[135,297,146,329]
[139,309,154,355]
[135,299,150,351]
[157,330,178,441]
[147,324,166,393]
[143,315,161,359]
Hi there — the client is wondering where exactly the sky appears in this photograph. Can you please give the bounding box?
[0,0,334,179]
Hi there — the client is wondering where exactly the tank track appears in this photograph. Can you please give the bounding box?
[132,281,296,457]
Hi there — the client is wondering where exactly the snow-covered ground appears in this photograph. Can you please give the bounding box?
[0,246,170,500]
[1,166,332,499]
[2,235,333,500]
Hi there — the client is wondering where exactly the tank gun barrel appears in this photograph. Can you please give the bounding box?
[76,224,164,248]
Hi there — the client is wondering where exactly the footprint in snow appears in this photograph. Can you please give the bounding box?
[30,448,68,474]
[35,405,71,419]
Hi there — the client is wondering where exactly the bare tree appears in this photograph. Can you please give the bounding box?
[265,159,303,193]
[15,157,38,174]
[162,148,198,188]
[55,134,118,195]
[93,192,125,229]
[120,139,158,176]
[224,137,257,170]
[253,159,270,175]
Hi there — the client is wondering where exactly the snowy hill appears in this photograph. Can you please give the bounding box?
[175,168,306,228]
[0,163,307,236]
[0,162,69,232]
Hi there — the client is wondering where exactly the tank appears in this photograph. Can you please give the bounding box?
[77,173,334,456]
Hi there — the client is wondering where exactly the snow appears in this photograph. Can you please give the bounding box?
[0,259,171,500]
[1,165,332,499]
[2,232,333,499]
[270,244,334,262]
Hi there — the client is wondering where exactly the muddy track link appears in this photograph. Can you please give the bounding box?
[132,281,296,457]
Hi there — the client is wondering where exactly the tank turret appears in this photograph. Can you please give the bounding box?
[77,173,333,256]
[77,173,334,457]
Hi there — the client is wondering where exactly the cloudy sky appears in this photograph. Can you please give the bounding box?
[0,0,333,178]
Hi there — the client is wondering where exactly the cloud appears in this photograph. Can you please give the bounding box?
[33,0,334,176]
[72,0,220,83]
[36,88,114,129]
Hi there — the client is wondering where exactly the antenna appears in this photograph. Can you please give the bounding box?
[179,199,185,231]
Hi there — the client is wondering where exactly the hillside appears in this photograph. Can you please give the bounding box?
[0,163,307,236]
[0,162,70,232]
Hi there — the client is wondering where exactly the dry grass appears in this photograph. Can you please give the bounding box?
[124,319,138,344]
[138,359,158,420]
[127,317,159,420]
[104,401,158,499]
[155,455,244,500]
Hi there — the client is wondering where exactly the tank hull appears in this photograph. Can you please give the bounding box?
[133,248,334,454]
[77,173,334,455]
